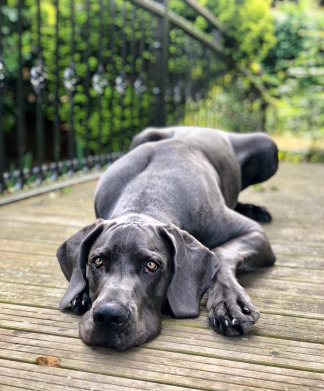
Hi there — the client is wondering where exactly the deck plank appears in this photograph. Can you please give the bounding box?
[0,330,323,390]
[0,162,323,390]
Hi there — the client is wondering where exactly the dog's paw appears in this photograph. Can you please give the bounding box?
[207,280,260,336]
[235,203,272,223]
[252,205,272,223]
[70,290,91,315]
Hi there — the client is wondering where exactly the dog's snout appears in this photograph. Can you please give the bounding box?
[93,304,131,329]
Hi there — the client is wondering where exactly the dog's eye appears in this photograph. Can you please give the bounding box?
[93,257,104,270]
[145,261,159,274]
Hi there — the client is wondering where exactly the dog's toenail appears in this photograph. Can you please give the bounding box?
[72,300,77,307]
[251,311,260,322]
[225,320,230,327]
[213,319,219,328]
[232,319,239,325]
[243,306,250,313]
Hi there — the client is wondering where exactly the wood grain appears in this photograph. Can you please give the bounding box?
[0,162,323,390]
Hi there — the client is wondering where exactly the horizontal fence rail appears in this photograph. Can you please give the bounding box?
[0,0,267,194]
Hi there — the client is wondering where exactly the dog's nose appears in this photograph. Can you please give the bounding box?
[93,304,130,329]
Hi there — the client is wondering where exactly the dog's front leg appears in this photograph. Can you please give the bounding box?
[207,218,275,336]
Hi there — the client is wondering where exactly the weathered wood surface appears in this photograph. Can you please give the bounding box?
[0,162,323,390]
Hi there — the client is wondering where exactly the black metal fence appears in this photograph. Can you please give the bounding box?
[0,0,267,194]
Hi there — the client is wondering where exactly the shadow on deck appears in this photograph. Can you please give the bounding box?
[0,162,323,390]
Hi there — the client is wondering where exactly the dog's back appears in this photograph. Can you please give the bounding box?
[95,128,241,230]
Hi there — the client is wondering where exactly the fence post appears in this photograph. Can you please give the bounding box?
[260,99,268,132]
[0,3,6,192]
[16,0,26,190]
[155,0,169,127]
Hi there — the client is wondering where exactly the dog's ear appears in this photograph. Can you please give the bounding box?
[56,219,106,310]
[160,225,220,318]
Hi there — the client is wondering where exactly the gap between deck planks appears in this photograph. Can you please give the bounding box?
[0,162,323,390]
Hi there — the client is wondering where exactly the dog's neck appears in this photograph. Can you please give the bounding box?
[106,211,178,229]
[107,213,168,228]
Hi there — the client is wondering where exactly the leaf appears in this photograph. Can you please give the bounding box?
[36,356,61,367]
[2,6,18,22]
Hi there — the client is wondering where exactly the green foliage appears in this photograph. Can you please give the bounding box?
[1,0,159,153]
[201,0,276,65]
[263,0,324,137]
[170,0,276,66]
[172,0,324,139]
[2,0,264,167]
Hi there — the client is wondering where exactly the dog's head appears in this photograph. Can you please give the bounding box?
[57,215,219,351]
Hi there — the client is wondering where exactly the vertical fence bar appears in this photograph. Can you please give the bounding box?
[212,64,219,129]
[108,0,116,159]
[260,99,268,132]
[31,0,46,185]
[16,0,26,190]
[36,0,43,184]
[219,74,225,129]
[134,11,146,132]
[92,0,106,169]
[203,49,210,127]
[233,76,241,132]
[215,74,222,129]
[0,3,6,193]
[69,0,76,174]
[144,13,152,126]
[84,0,91,172]
[249,90,256,131]
[0,79,4,192]
[53,0,60,180]
[190,41,198,125]
[118,0,127,152]
[154,0,169,127]
[148,15,159,127]
[162,0,169,127]
[130,5,136,138]
[184,36,193,126]
[166,27,174,126]
[64,0,78,176]
[179,28,185,124]
[173,29,183,125]
[153,19,161,126]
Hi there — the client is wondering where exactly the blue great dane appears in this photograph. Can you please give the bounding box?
[57,127,278,350]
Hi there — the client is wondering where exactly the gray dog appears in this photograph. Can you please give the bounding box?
[57,127,278,351]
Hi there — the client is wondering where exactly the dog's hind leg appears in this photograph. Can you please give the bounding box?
[207,210,275,336]
[227,132,279,190]
[227,132,278,222]
[234,202,272,223]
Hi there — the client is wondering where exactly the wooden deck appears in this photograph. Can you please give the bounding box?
[0,161,323,390]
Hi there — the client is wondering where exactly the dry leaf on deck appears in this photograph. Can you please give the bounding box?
[36,356,61,367]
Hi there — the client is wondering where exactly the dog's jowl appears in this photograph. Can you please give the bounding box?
[57,127,278,351]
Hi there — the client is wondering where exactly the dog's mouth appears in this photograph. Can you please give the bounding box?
[96,324,135,350]
[96,329,122,349]
[81,325,144,351]
[79,309,144,351]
